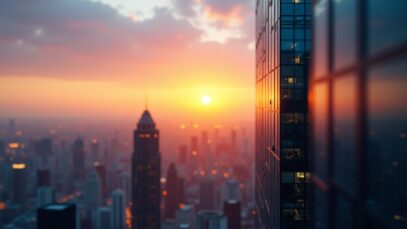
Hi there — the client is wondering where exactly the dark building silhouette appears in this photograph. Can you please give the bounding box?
[91,138,100,163]
[34,138,53,165]
[223,200,241,229]
[72,138,85,180]
[196,210,227,229]
[94,163,107,197]
[165,162,183,219]
[131,110,161,229]
[178,145,188,164]
[310,0,407,228]
[12,163,27,207]
[199,176,216,211]
[37,204,76,229]
[0,140,5,157]
[255,0,312,228]
[37,169,51,187]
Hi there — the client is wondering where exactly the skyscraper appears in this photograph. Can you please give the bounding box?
[37,204,76,229]
[37,169,51,188]
[85,169,102,209]
[72,138,85,181]
[131,110,161,229]
[196,210,227,229]
[310,0,407,228]
[165,162,183,220]
[96,207,113,229]
[223,200,241,229]
[112,189,125,229]
[255,0,312,228]
[199,176,216,211]
[12,163,27,207]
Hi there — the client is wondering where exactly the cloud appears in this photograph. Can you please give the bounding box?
[0,0,201,81]
[0,0,254,89]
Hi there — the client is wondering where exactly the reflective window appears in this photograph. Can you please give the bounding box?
[314,188,327,229]
[282,89,304,100]
[313,0,328,78]
[369,0,407,55]
[367,57,407,222]
[335,193,352,228]
[334,0,357,70]
[312,83,328,180]
[333,76,357,191]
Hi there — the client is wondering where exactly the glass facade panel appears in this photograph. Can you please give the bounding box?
[333,76,357,191]
[369,1,407,55]
[312,83,328,180]
[313,0,328,78]
[335,193,352,228]
[334,0,357,70]
[367,57,407,223]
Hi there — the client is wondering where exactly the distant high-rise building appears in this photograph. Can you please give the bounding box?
[36,186,54,207]
[196,210,227,229]
[118,172,131,204]
[11,163,27,207]
[72,138,85,180]
[176,204,195,228]
[131,110,161,229]
[199,176,216,211]
[91,138,100,163]
[178,145,188,164]
[0,140,5,157]
[310,1,407,228]
[112,189,125,229]
[37,169,51,188]
[37,204,76,229]
[223,200,241,229]
[85,169,102,209]
[222,179,240,203]
[34,138,53,167]
[190,136,199,169]
[255,0,312,228]
[165,162,183,219]
[96,207,113,229]
[94,163,107,197]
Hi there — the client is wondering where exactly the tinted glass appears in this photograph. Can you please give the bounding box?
[334,0,357,70]
[333,76,357,191]
[312,82,328,180]
[367,57,407,224]
[313,0,328,78]
[369,0,407,55]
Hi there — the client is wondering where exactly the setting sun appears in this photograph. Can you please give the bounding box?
[201,95,212,105]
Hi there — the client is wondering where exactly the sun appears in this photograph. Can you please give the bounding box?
[201,95,212,105]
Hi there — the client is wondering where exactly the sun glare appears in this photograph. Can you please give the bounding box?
[201,95,212,105]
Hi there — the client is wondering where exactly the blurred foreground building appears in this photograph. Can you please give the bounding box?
[310,0,407,228]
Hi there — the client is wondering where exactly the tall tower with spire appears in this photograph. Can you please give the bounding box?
[131,110,161,229]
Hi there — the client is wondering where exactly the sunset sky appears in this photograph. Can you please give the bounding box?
[0,0,255,124]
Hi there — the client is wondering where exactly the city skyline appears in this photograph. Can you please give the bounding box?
[0,0,406,229]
